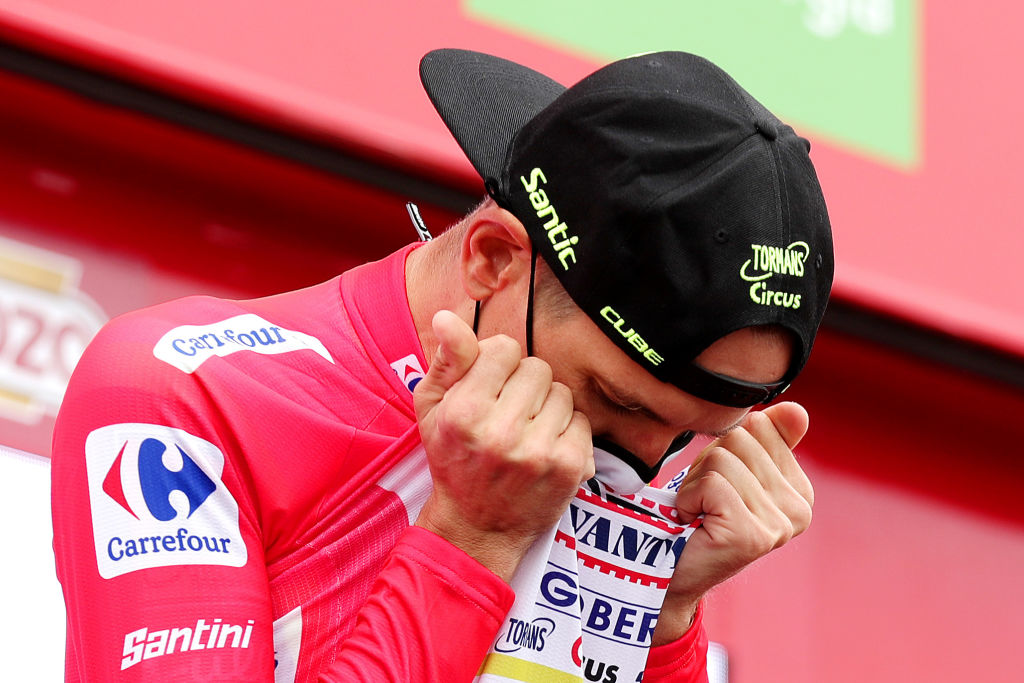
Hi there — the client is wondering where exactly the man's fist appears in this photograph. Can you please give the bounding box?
[654,402,814,643]
[413,310,595,581]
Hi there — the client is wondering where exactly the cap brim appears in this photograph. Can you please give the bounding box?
[420,49,566,183]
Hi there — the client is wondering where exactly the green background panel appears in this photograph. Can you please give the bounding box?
[467,0,919,168]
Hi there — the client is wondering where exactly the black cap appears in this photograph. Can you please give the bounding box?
[420,49,834,407]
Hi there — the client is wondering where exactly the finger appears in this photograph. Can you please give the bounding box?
[715,414,814,509]
[495,357,554,422]
[721,412,791,475]
[458,334,525,401]
[678,447,804,548]
[759,401,809,451]
[561,410,596,481]
[673,462,748,526]
[743,405,814,506]
[522,384,585,471]
[414,310,480,410]
[685,445,774,518]
[525,380,575,436]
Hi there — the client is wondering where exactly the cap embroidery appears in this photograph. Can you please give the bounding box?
[739,242,809,310]
[521,167,579,271]
[599,306,665,366]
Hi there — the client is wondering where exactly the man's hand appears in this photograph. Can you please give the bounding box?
[653,402,814,644]
[413,310,595,582]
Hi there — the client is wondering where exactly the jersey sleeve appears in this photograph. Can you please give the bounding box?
[323,526,514,682]
[642,602,710,683]
[51,312,277,681]
[52,303,517,681]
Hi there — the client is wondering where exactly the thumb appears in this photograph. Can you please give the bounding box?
[413,310,480,413]
[759,401,809,450]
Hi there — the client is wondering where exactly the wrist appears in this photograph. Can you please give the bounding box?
[414,497,533,583]
[651,592,702,646]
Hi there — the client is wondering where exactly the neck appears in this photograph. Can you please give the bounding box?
[405,236,475,364]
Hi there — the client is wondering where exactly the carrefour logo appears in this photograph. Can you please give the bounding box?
[153,314,334,373]
[85,423,246,579]
[389,354,426,393]
[105,438,215,521]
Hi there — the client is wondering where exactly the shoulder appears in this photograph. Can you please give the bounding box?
[83,279,342,379]
[76,294,250,380]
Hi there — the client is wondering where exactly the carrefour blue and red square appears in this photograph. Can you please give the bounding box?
[85,423,246,579]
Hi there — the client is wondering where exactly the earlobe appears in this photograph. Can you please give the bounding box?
[460,203,533,301]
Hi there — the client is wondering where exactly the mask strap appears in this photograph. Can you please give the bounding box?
[526,245,538,356]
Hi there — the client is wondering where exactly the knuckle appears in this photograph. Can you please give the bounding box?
[546,439,584,470]
[570,409,592,435]
[748,527,778,557]
[789,496,813,533]
[519,355,552,378]
[776,481,813,532]
[482,334,522,359]
[695,468,728,492]
[582,458,597,481]
[745,410,773,434]
[438,398,484,432]
[481,422,520,455]
[548,382,574,406]
[772,515,796,549]
[801,478,816,509]
[700,446,736,472]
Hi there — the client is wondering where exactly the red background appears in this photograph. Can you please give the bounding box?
[1,2,1021,681]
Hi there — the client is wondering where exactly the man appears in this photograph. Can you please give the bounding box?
[51,48,833,681]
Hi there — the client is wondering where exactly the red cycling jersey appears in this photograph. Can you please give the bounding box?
[51,243,707,682]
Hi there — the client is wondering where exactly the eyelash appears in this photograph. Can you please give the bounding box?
[588,378,650,418]
[602,392,646,416]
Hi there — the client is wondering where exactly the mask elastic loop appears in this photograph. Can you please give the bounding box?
[526,245,538,356]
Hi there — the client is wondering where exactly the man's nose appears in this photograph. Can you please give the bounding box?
[629,428,696,466]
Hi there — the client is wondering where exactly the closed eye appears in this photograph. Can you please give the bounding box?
[591,378,660,421]
[609,399,646,416]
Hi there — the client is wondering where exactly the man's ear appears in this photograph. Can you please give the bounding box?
[460,201,533,301]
